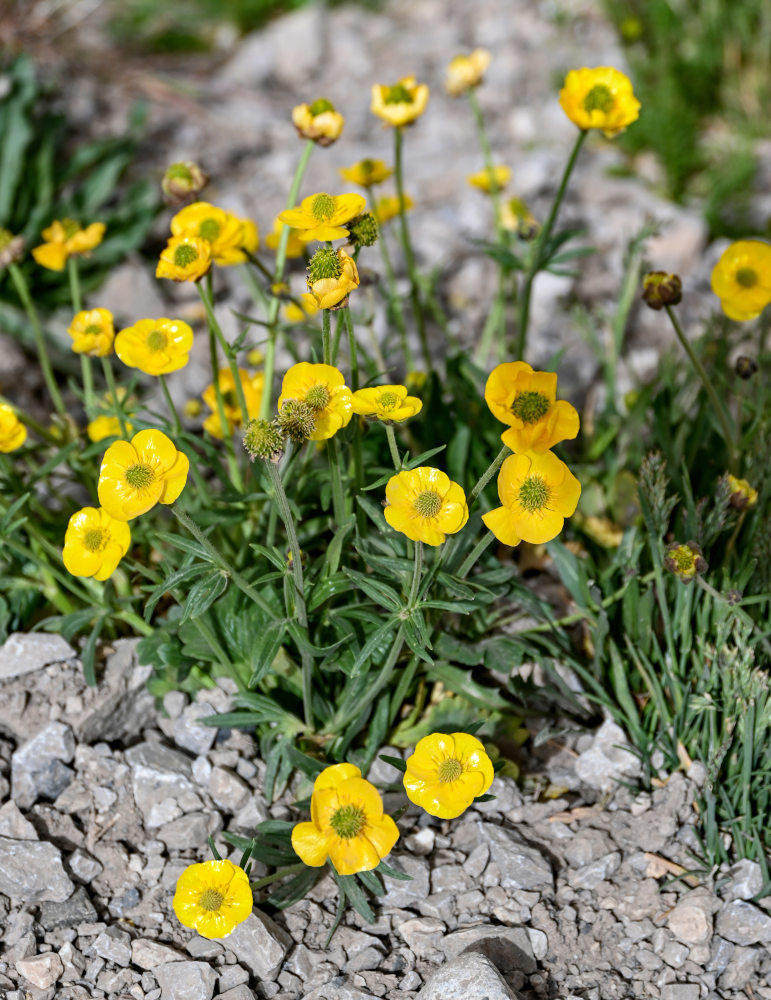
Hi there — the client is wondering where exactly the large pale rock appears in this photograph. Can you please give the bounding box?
[11,721,75,808]
[0,633,74,679]
[667,890,719,945]
[15,953,64,989]
[0,836,74,902]
[0,800,38,840]
[477,823,553,891]
[441,924,537,974]
[715,900,771,946]
[131,938,188,970]
[574,719,641,791]
[213,910,292,981]
[155,961,217,1000]
[418,952,522,999]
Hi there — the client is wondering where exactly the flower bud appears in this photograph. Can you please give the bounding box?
[734,355,758,380]
[348,213,379,249]
[291,99,345,146]
[0,228,25,270]
[726,474,758,510]
[162,161,209,206]
[664,540,707,583]
[642,271,683,310]
[243,418,285,462]
[184,399,203,418]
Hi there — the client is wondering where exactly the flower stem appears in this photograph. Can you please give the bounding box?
[467,444,510,509]
[250,862,306,890]
[369,191,413,370]
[322,308,331,366]
[260,139,315,420]
[7,263,66,418]
[665,305,736,469]
[408,540,423,606]
[343,306,359,391]
[467,88,504,241]
[100,357,129,438]
[384,424,402,470]
[198,280,250,422]
[206,319,243,493]
[516,129,587,361]
[67,257,95,417]
[67,256,83,312]
[394,126,431,370]
[159,374,182,436]
[327,437,346,526]
[456,531,495,578]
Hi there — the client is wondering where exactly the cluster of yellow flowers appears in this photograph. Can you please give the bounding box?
[157,202,258,282]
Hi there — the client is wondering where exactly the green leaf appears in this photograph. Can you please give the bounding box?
[376,859,413,881]
[378,754,407,773]
[343,569,403,611]
[402,617,433,664]
[429,663,511,710]
[180,570,229,624]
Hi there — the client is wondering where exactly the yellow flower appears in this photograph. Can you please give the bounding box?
[581,514,624,548]
[482,450,581,546]
[664,541,707,584]
[173,859,253,940]
[726,474,758,510]
[284,293,320,324]
[278,192,366,244]
[559,66,640,137]
[0,403,26,452]
[371,76,429,127]
[710,240,771,322]
[404,732,494,819]
[306,247,360,310]
[0,228,25,269]
[351,385,422,423]
[384,467,468,547]
[484,362,580,453]
[501,197,539,239]
[87,415,133,442]
[171,202,251,266]
[292,99,345,146]
[202,369,264,439]
[291,763,399,876]
[240,218,260,256]
[31,219,106,271]
[339,159,393,188]
[115,318,194,376]
[62,506,131,581]
[156,235,212,282]
[97,429,189,521]
[467,165,512,194]
[265,218,306,259]
[445,49,492,96]
[66,308,115,358]
[373,194,414,225]
[277,363,353,441]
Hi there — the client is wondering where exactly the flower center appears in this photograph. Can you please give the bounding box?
[308,246,342,283]
[309,98,334,116]
[222,390,239,410]
[124,462,156,491]
[146,329,167,352]
[329,804,366,839]
[198,218,221,242]
[438,758,463,783]
[735,267,758,288]
[305,384,331,410]
[311,193,336,222]
[670,545,696,574]
[62,218,81,239]
[511,390,550,424]
[83,528,106,552]
[85,324,103,336]
[198,888,224,912]
[583,84,614,114]
[518,475,550,512]
[360,159,375,176]
[385,83,413,104]
[413,490,442,518]
[378,391,399,410]
[174,243,199,267]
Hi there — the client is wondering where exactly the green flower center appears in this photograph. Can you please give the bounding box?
[62,219,81,239]
[308,246,342,282]
[198,888,224,912]
[198,218,221,242]
[511,390,550,424]
[83,528,106,552]
[124,462,156,491]
[378,391,399,410]
[305,384,331,410]
[670,545,695,573]
[518,475,550,512]
[583,84,614,114]
[360,159,375,176]
[146,329,167,352]
[311,193,336,222]
[438,758,463,783]
[329,804,366,839]
[309,98,334,116]
[167,162,193,181]
[85,324,103,336]
[385,84,413,104]
[413,490,442,518]
[174,244,199,267]
[735,267,758,288]
[222,390,239,410]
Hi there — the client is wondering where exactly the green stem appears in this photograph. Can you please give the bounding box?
[473,272,507,367]
[250,863,306,890]
[114,610,155,637]
[322,309,331,366]
[456,531,495,578]
[67,256,83,312]
[394,127,430,370]
[66,257,95,416]
[159,374,182,436]
[343,306,359,391]
[206,315,243,492]
[369,191,413,370]
[198,281,250,422]
[467,88,504,241]
[384,424,402,470]
[408,540,423,606]
[331,310,345,363]
[665,305,736,469]
[8,263,66,417]
[467,444,510,509]
[100,357,129,438]
[260,139,315,420]
[327,437,346,526]
[516,129,587,361]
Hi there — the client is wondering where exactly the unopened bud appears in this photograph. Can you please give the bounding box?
[0,228,25,270]
[184,399,202,418]
[243,418,285,462]
[162,161,209,206]
[734,355,758,380]
[642,271,682,310]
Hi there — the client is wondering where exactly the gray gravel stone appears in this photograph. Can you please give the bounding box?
[216,987,256,1000]
[442,924,536,974]
[37,886,97,930]
[0,632,75,679]
[418,951,521,999]
[15,953,64,989]
[132,938,189,969]
[0,836,75,902]
[67,848,104,882]
[574,719,642,791]
[723,858,763,901]
[208,766,251,812]
[660,986,700,1000]
[666,891,718,945]
[476,823,553,891]
[173,701,218,756]
[155,961,218,1000]
[92,925,132,966]
[213,910,292,981]
[715,899,771,945]
[0,800,38,839]
[382,855,431,908]
[11,722,76,808]
[568,852,621,889]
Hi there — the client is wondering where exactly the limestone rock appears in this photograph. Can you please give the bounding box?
[0,836,75,902]
[476,823,553,891]
[213,910,292,981]
[132,938,188,969]
[11,721,75,808]
[15,953,64,989]
[0,632,74,680]
[715,899,771,946]
[155,961,218,1000]
[574,718,641,792]
[418,951,522,999]
[441,924,537,974]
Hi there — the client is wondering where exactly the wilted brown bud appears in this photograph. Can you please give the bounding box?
[642,271,683,310]
[734,355,758,380]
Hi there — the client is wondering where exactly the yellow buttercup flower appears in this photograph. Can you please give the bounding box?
[156,235,212,282]
[31,219,105,272]
[559,66,640,137]
[173,859,252,940]
[171,202,252,266]
[710,240,771,322]
[97,429,189,521]
[384,467,468,547]
[306,247,360,310]
[482,450,581,546]
[351,385,422,423]
[62,506,131,582]
[726,474,758,510]
[67,308,115,358]
[291,763,399,876]
[373,194,414,225]
[265,218,306,259]
[485,362,579,454]
[501,197,539,239]
[467,165,512,194]
[202,369,264,439]
[404,732,494,819]
[278,192,366,244]
[0,403,26,452]
[292,99,345,146]
[371,76,429,127]
[277,363,353,441]
[241,219,259,256]
[664,541,707,584]
[445,49,492,96]
[339,159,393,188]
[115,318,194,376]
[284,293,320,324]
[87,415,133,442]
